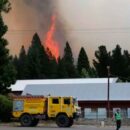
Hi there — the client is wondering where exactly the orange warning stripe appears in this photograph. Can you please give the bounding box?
[13,95,46,100]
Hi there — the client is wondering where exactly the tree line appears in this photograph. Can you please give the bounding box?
[13,32,130,82]
[94,45,130,81]
[13,33,96,79]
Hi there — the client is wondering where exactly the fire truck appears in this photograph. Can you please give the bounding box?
[12,95,81,127]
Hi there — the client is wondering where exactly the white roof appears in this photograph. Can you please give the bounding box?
[11,78,117,91]
[22,83,130,101]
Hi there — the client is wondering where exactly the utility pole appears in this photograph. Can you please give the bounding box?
[107,66,110,118]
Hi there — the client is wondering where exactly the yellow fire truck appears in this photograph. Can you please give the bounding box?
[12,96,81,127]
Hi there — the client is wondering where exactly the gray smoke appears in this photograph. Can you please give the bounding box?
[23,0,54,30]
[23,0,67,55]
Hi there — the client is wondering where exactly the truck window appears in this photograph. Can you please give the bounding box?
[64,98,70,105]
[52,98,59,104]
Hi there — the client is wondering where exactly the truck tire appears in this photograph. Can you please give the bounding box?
[68,118,73,127]
[20,114,32,127]
[31,119,39,127]
[56,114,70,127]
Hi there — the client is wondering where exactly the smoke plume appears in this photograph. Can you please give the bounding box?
[23,0,66,56]
[6,0,66,56]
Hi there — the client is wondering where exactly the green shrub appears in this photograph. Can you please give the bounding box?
[0,95,13,122]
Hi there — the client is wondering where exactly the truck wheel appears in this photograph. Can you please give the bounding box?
[20,114,32,127]
[56,114,69,127]
[31,119,39,127]
[68,118,73,127]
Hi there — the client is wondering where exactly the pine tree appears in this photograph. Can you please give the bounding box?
[57,57,68,78]
[49,58,58,78]
[27,33,49,79]
[17,46,28,79]
[93,45,111,77]
[77,47,90,76]
[111,45,126,80]
[12,55,18,77]
[0,0,16,94]
[0,0,11,13]
[46,48,58,78]
[88,67,98,78]
[80,68,88,78]
[63,42,78,78]
[27,33,41,79]
[123,50,130,81]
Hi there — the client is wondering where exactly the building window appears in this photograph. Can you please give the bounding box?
[98,108,107,119]
[84,108,98,119]
[121,108,127,118]
[127,108,130,118]
[84,108,107,119]
[91,108,98,113]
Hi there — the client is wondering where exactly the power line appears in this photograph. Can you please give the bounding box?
[7,27,130,34]
[7,27,130,31]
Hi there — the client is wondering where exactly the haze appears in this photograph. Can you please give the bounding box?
[4,0,130,61]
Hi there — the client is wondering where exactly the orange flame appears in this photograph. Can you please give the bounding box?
[45,15,59,61]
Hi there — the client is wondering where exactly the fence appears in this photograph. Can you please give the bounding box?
[78,110,130,126]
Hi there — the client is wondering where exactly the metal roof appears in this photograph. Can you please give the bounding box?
[22,82,130,101]
[11,78,117,91]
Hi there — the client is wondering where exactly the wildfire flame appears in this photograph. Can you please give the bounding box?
[45,15,59,61]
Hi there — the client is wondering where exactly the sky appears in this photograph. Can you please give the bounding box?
[3,0,130,61]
